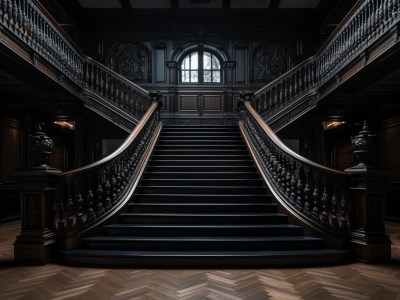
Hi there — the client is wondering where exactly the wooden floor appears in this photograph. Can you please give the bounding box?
[0,221,399,300]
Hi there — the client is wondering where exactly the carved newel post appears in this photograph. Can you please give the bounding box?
[14,123,61,265]
[345,121,391,263]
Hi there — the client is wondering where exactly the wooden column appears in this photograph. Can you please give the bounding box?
[345,121,391,262]
[345,168,391,263]
[14,169,61,265]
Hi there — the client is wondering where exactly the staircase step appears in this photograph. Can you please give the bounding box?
[59,249,350,267]
[136,186,267,194]
[155,145,248,150]
[153,150,250,155]
[127,203,276,213]
[132,193,272,203]
[104,224,302,236]
[118,212,287,224]
[146,165,258,172]
[161,132,241,137]
[82,236,324,251]
[149,160,254,167]
[157,140,243,145]
[142,172,261,179]
[139,179,263,187]
[150,155,252,161]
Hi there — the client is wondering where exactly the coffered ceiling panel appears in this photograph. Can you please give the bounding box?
[279,0,320,9]
[78,0,122,8]
[178,0,223,9]
[129,0,171,9]
[230,0,271,9]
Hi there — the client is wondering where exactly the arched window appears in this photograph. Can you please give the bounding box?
[181,50,221,83]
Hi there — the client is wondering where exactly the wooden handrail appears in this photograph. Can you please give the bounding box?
[240,99,351,236]
[244,101,347,177]
[61,101,157,177]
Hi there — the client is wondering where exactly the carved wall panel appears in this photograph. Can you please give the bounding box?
[178,95,199,112]
[203,95,223,113]
[106,43,151,82]
[253,43,295,83]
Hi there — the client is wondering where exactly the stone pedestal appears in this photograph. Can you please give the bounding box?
[345,167,392,263]
[14,168,61,265]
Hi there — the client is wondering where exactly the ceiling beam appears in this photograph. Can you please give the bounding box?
[223,0,230,9]
[171,0,179,9]
[119,0,131,9]
[269,0,281,9]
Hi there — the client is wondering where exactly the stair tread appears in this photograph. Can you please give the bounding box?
[85,236,321,242]
[128,203,274,206]
[60,249,348,257]
[120,213,284,217]
[105,224,299,229]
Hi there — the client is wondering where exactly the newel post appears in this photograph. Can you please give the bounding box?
[14,123,61,265]
[345,121,391,263]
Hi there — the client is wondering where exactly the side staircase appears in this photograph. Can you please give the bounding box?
[59,125,349,267]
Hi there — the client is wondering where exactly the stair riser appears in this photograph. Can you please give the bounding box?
[150,155,251,161]
[146,166,258,172]
[142,172,261,179]
[157,140,243,145]
[152,150,250,156]
[127,204,277,213]
[132,194,272,203]
[60,253,349,268]
[136,186,267,194]
[155,145,248,150]
[83,240,323,251]
[119,215,287,224]
[104,226,303,237]
[161,133,241,137]
[139,179,264,187]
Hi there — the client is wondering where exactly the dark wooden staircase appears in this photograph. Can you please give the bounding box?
[59,125,349,267]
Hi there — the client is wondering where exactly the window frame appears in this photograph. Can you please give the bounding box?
[180,48,223,85]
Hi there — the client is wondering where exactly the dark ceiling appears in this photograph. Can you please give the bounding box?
[40,0,358,39]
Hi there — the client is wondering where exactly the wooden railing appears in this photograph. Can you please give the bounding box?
[239,95,391,261]
[0,0,151,123]
[239,98,351,236]
[53,101,161,239]
[253,0,400,123]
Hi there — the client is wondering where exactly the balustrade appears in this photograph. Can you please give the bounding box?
[254,0,400,122]
[0,0,150,121]
[239,97,351,235]
[53,101,161,235]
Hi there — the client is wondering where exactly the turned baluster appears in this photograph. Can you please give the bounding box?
[86,189,95,222]
[311,177,320,221]
[75,193,84,226]
[339,194,348,232]
[320,179,329,226]
[303,167,311,216]
[104,179,112,210]
[95,183,105,217]
[295,164,303,209]
[279,155,286,191]
[330,186,339,230]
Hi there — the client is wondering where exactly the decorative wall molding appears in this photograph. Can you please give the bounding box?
[106,43,151,82]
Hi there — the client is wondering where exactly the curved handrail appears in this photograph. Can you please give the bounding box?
[240,100,351,235]
[253,0,400,121]
[0,0,151,122]
[53,101,161,237]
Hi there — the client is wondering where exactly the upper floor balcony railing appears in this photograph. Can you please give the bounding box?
[253,0,400,124]
[0,0,151,123]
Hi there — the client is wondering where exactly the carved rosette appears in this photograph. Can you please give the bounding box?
[29,123,54,169]
[106,43,150,82]
[253,43,295,83]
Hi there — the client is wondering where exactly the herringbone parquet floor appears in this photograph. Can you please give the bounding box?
[0,221,399,300]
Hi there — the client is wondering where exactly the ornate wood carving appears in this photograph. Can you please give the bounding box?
[106,43,151,82]
[253,43,294,83]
